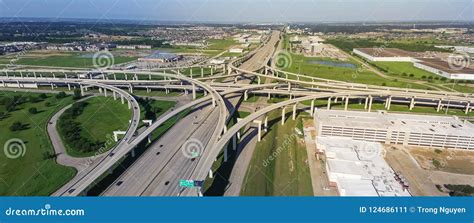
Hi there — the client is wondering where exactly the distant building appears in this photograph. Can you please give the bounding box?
[353,48,416,62]
[414,58,474,80]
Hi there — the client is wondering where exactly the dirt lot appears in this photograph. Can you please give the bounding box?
[385,145,474,196]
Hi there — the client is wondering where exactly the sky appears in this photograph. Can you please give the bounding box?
[0,0,472,23]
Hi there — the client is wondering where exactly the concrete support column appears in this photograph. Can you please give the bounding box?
[148,135,152,144]
[67,84,71,91]
[253,120,263,142]
[409,97,415,111]
[387,96,392,110]
[201,68,204,78]
[281,107,286,125]
[364,97,369,110]
[267,92,271,100]
[232,134,237,151]
[99,88,103,94]
[368,96,373,113]
[50,83,54,90]
[327,97,332,110]
[211,67,214,76]
[121,95,125,104]
[257,76,261,85]
[209,169,213,179]
[113,73,117,80]
[287,82,291,92]
[264,116,268,132]
[131,148,136,158]
[224,145,228,162]
[129,84,133,93]
[344,96,349,111]
[292,104,297,120]
[192,83,196,100]
[437,99,442,112]
[127,100,132,109]
[466,102,471,114]
[244,90,249,101]
[113,91,117,100]
[80,85,84,96]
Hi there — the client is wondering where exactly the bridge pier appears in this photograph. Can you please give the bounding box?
[466,103,471,114]
[253,120,263,142]
[409,97,415,110]
[201,68,204,78]
[209,169,213,179]
[104,88,107,97]
[293,104,297,120]
[113,91,117,100]
[121,95,125,104]
[244,90,249,101]
[50,83,54,90]
[232,134,237,151]
[310,99,315,116]
[344,96,349,111]
[264,116,268,132]
[368,96,373,112]
[80,85,85,96]
[327,97,332,110]
[437,99,442,112]
[281,107,286,125]
[128,84,133,93]
[364,97,369,110]
[192,84,196,100]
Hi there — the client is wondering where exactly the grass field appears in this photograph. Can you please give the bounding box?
[240,111,313,196]
[0,91,76,196]
[282,49,427,90]
[61,96,131,157]
[371,62,474,93]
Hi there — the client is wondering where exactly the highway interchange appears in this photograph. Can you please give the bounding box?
[0,31,472,196]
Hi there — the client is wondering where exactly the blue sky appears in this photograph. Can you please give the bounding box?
[0,0,472,22]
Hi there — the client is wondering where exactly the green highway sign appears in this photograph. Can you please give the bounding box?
[179,180,195,188]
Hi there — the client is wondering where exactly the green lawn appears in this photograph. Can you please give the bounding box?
[61,96,131,157]
[0,91,76,196]
[241,111,313,196]
[16,53,137,68]
[132,89,181,97]
[283,53,427,89]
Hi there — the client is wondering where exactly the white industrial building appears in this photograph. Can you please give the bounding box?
[314,110,474,150]
[353,48,416,62]
[414,58,474,80]
[316,137,411,196]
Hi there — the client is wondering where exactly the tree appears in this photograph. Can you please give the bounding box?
[10,121,25,131]
[39,93,48,99]
[73,89,82,100]
[28,107,38,114]
[56,91,67,99]
[44,101,51,107]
